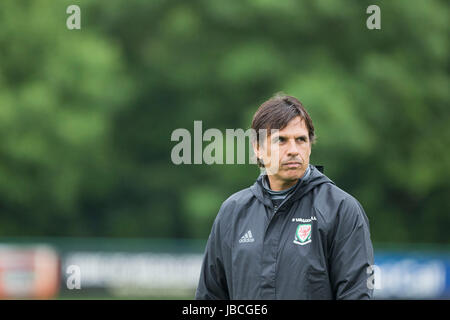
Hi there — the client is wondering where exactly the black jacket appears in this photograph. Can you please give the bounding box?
[195,165,374,300]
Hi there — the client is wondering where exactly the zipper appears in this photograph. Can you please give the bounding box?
[273,193,291,215]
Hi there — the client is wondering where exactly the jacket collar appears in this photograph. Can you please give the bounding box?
[250,164,334,209]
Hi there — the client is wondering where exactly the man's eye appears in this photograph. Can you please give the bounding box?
[297,137,306,142]
[277,137,286,143]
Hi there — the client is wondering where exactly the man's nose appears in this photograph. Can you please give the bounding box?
[286,139,300,156]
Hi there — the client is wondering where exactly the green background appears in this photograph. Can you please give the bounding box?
[0,0,448,245]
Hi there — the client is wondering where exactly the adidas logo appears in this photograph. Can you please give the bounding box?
[239,230,255,243]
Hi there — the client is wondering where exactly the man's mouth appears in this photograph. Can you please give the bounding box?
[282,161,302,168]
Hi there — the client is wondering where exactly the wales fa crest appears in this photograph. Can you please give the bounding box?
[293,223,312,245]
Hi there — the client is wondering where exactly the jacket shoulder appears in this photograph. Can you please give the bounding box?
[212,187,255,239]
[218,187,254,217]
[312,183,366,223]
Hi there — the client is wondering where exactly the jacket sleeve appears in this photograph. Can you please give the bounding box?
[328,197,374,300]
[195,204,230,300]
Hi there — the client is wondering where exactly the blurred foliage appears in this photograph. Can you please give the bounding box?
[0,0,448,243]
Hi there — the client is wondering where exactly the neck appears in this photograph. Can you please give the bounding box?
[266,176,298,191]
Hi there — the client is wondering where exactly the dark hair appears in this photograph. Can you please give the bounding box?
[251,93,316,167]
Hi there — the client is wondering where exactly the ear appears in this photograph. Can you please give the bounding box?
[252,141,260,160]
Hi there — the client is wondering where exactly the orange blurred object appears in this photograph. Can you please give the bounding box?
[0,245,60,299]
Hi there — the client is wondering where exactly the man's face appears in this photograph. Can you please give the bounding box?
[254,116,311,186]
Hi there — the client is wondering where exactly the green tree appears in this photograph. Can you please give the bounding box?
[0,0,448,244]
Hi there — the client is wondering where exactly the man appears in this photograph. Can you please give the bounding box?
[195,94,374,300]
